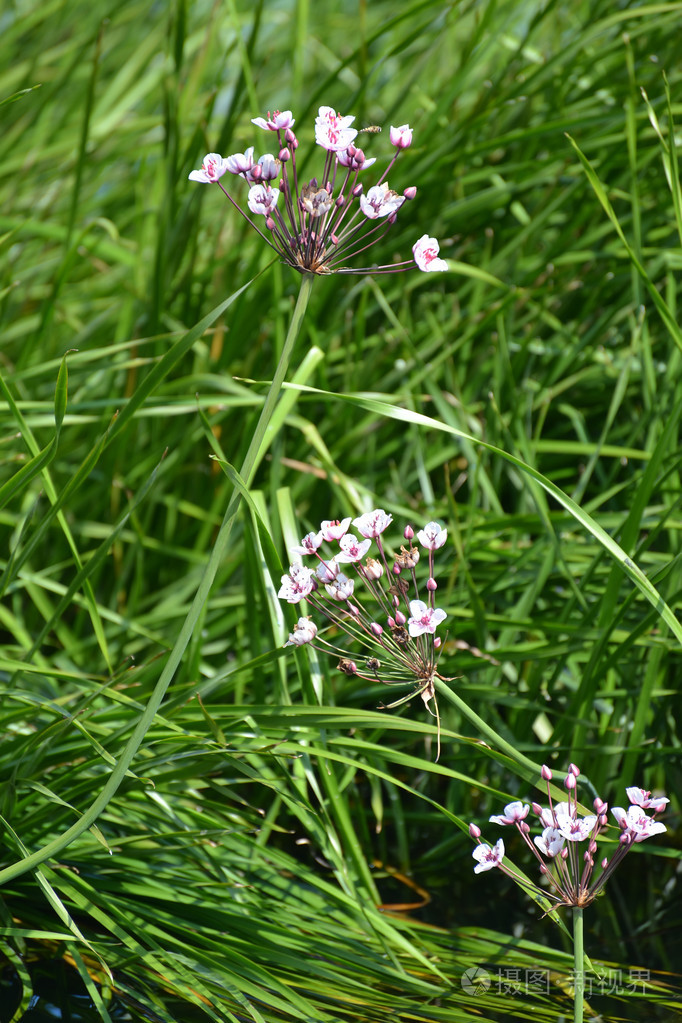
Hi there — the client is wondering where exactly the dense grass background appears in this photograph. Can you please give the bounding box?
[1,0,681,1020]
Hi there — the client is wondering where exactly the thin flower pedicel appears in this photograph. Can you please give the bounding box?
[278,512,453,757]
[189,106,447,276]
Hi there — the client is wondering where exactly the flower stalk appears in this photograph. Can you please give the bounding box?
[573,906,584,1023]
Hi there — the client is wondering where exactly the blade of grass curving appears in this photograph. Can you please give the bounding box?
[566,133,682,354]
[0,817,109,975]
[67,942,114,1023]
[569,379,682,748]
[0,353,111,669]
[19,451,167,665]
[282,383,682,644]
[0,275,314,887]
[0,351,68,510]
[65,20,104,244]
[0,277,260,595]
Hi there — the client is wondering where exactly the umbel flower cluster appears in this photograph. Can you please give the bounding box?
[470,764,668,909]
[277,510,451,754]
[189,106,447,276]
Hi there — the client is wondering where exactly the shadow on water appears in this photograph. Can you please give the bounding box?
[0,956,159,1023]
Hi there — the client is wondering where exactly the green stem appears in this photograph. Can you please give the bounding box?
[0,274,315,887]
[573,906,584,1023]
[432,676,543,782]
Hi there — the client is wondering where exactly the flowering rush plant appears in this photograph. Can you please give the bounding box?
[469,764,668,909]
[189,106,447,275]
[277,510,452,756]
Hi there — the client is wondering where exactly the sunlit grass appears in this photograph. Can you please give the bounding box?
[1,0,681,1020]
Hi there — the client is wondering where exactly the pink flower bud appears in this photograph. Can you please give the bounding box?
[404,525,414,540]
[541,765,553,781]
[266,217,276,231]
[395,611,406,626]
[434,637,441,649]
[279,147,290,162]
[469,823,481,839]
[393,563,402,575]
[251,164,262,181]
[403,186,417,200]
[569,763,580,776]
[285,128,296,144]
[389,124,413,149]
[352,183,363,197]
[427,577,437,591]
[565,773,576,790]
[371,622,383,636]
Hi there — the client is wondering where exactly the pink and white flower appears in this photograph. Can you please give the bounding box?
[315,106,358,151]
[188,153,229,183]
[285,617,318,646]
[278,564,315,603]
[612,805,667,842]
[353,509,393,538]
[335,534,372,564]
[359,182,405,219]
[555,812,597,842]
[316,559,339,584]
[336,147,376,171]
[252,109,295,131]
[625,787,670,812]
[389,124,413,149]
[291,531,323,555]
[534,827,565,858]
[417,521,447,551]
[320,518,352,541]
[247,184,279,216]
[325,572,355,601]
[407,599,447,637]
[472,839,505,874]
[489,801,529,826]
[247,153,280,182]
[226,148,255,176]
[413,234,448,272]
